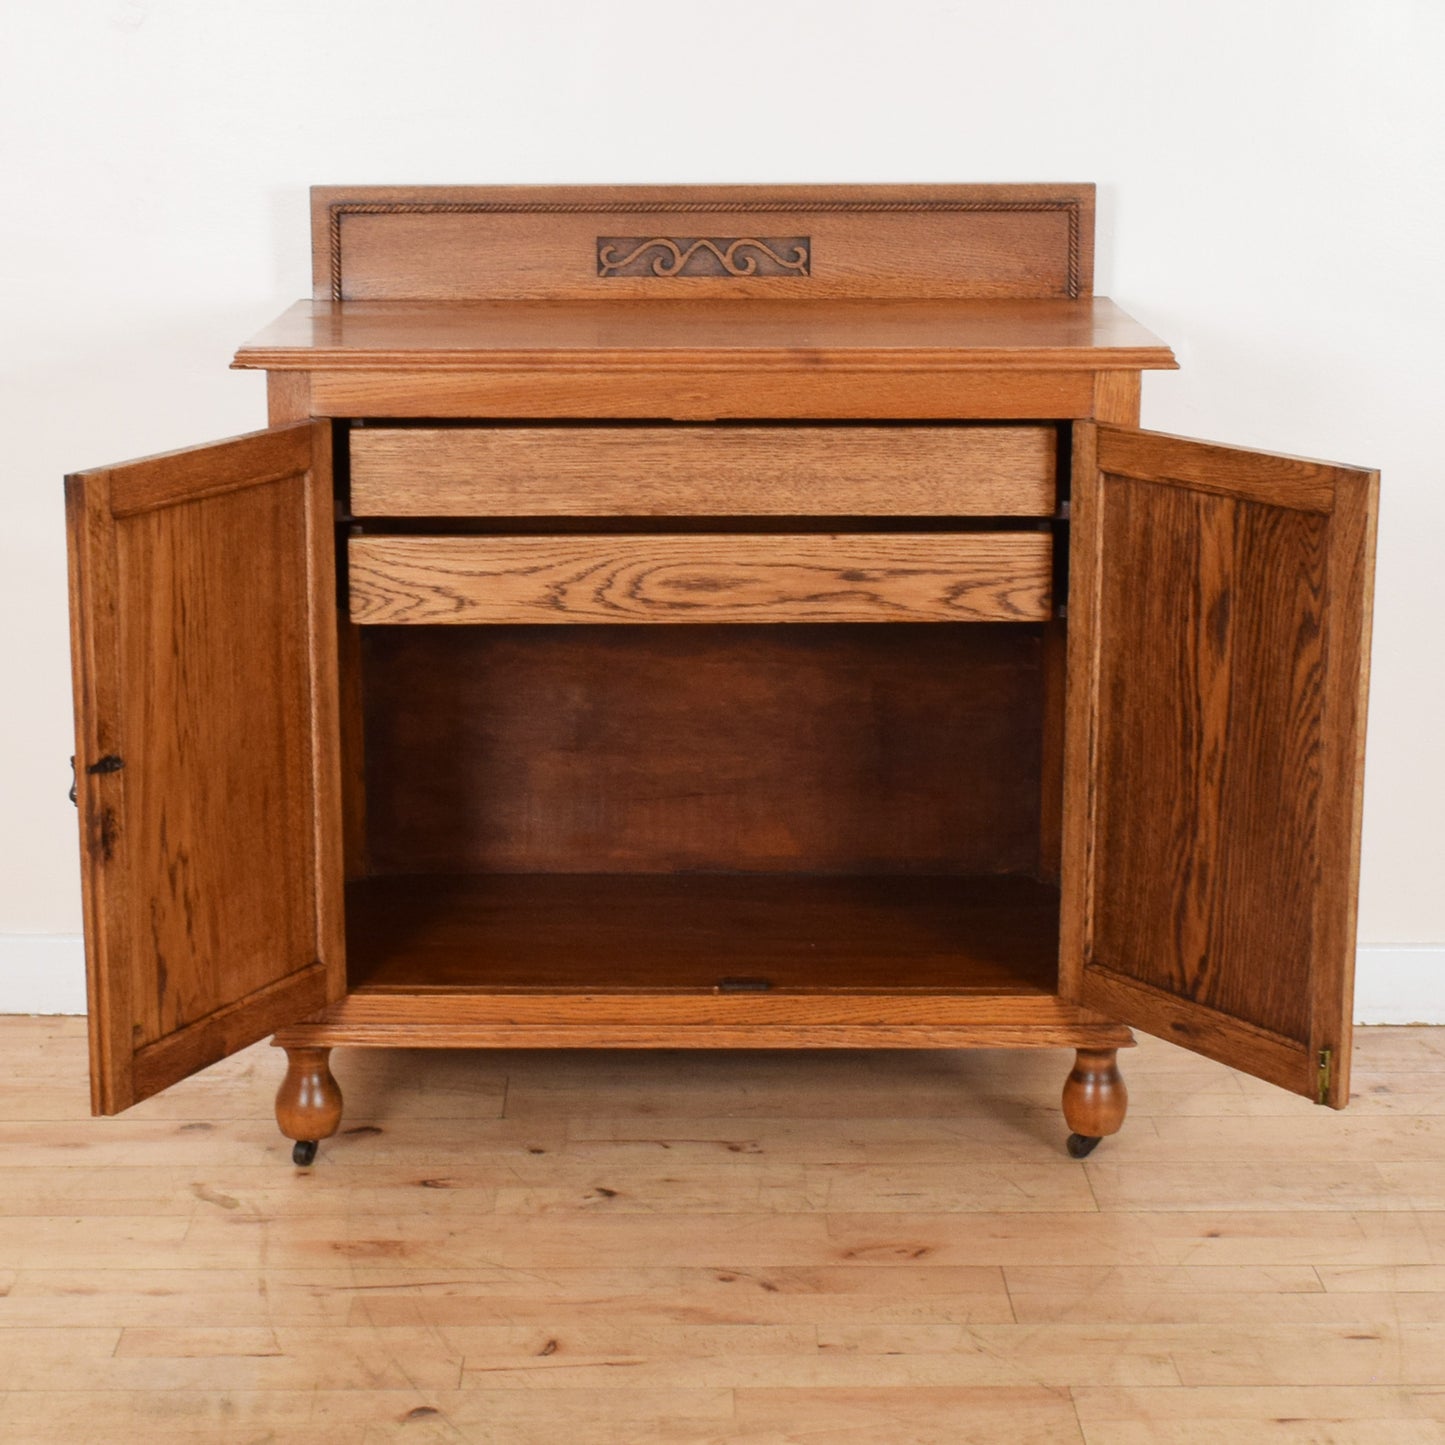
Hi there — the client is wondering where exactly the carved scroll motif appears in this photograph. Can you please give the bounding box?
[597,236,811,278]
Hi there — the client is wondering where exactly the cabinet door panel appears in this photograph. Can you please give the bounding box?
[66,423,344,1114]
[1060,424,1376,1105]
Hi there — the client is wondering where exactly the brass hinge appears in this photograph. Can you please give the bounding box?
[1316,1048,1333,1105]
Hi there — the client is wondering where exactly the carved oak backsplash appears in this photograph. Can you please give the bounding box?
[597,236,811,279]
[315,187,1094,299]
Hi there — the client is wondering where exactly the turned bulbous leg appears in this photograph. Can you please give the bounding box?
[1061,1047,1127,1156]
[275,1046,343,1163]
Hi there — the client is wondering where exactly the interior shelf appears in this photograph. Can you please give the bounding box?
[345,873,1059,996]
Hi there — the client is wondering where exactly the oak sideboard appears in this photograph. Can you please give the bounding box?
[65,185,1377,1163]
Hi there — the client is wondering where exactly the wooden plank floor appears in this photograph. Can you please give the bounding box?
[0,1019,1443,1442]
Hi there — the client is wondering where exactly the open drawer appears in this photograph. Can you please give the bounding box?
[347,531,1054,624]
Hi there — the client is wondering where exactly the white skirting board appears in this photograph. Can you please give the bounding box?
[1352,946,1445,1025]
[1,935,1441,1024]
[3,935,89,1015]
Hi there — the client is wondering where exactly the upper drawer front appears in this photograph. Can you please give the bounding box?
[349,425,1057,517]
[348,533,1052,626]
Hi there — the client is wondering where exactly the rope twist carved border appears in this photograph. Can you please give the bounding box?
[325,198,1083,299]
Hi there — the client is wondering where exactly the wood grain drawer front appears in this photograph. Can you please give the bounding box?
[348,425,1057,517]
[349,533,1052,625]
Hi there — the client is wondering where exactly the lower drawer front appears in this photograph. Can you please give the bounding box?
[348,425,1058,517]
[348,533,1052,625]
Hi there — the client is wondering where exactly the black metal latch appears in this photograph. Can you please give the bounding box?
[69,753,124,805]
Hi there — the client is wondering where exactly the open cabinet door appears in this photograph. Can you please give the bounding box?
[1060,423,1376,1106]
[66,423,344,1114]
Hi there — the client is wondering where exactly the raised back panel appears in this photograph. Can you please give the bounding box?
[313,184,1094,302]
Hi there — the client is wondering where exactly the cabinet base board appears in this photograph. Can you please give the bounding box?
[272,993,1134,1051]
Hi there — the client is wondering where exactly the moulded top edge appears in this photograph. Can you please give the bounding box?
[233,297,1178,373]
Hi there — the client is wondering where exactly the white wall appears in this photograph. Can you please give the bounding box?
[2,0,1441,1014]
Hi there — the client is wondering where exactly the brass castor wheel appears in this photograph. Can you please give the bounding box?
[292,1140,318,1167]
[1066,1133,1101,1159]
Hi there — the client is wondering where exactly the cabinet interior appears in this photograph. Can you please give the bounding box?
[343,619,1065,997]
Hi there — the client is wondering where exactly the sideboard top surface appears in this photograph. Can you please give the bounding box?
[233,297,1177,373]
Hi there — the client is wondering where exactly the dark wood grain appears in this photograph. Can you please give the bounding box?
[360,624,1046,877]
[348,424,1058,518]
[1314,450,1378,1106]
[65,425,344,1114]
[345,874,1061,995]
[1063,424,1377,1103]
[1036,619,1067,884]
[348,532,1052,626]
[1090,476,1321,1042]
[1089,482,1322,1043]
[337,618,370,882]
